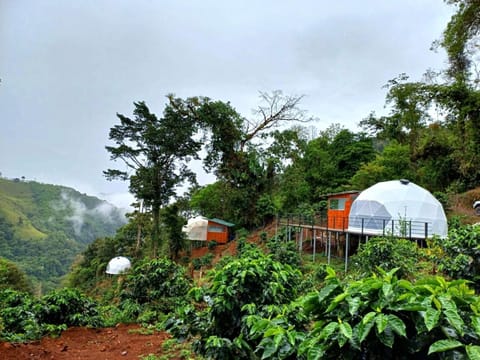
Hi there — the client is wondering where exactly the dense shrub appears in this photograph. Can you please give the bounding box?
[120,257,191,316]
[0,289,41,341]
[267,239,301,267]
[192,253,214,270]
[36,288,103,327]
[248,267,480,359]
[432,224,480,288]
[351,236,419,278]
[0,257,32,293]
[167,247,302,359]
[235,235,252,256]
[207,240,217,250]
[0,288,102,342]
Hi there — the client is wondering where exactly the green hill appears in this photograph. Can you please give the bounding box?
[0,178,127,293]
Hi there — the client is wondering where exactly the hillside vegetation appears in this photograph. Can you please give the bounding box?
[0,177,126,293]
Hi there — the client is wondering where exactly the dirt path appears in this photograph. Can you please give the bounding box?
[0,324,176,360]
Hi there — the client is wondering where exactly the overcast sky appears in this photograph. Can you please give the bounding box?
[0,1,454,209]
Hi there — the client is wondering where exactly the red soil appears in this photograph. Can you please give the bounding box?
[0,324,175,360]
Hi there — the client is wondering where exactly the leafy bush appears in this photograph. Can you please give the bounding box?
[267,239,301,267]
[301,268,480,359]
[433,191,450,212]
[0,288,102,342]
[0,257,32,293]
[120,257,191,316]
[249,267,480,359]
[36,288,103,327]
[0,289,42,341]
[192,253,215,270]
[244,301,308,359]
[351,236,419,278]
[214,255,234,270]
[431,224,480,287]
[259,231,268,243]
[235,235,249,256]
[168,247,302,359]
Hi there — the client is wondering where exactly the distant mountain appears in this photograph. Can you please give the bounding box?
[0,177,127,293]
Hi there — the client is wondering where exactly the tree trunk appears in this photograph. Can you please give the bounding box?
[135,200,143,256]
[152,204,161,257]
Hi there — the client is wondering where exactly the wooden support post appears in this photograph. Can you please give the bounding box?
[275,213,278,240]
[313,229,316,262]
[299,227,303,252]
[287,215,290,242]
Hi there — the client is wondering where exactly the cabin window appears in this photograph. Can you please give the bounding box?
[329,198,346,210]
[208,225,224,233]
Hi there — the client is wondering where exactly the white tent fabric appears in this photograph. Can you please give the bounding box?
[183,216,209,241]
[106,256,131,275]
[348,180,448,238]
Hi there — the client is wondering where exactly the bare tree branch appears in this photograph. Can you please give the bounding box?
[240,90,312,151]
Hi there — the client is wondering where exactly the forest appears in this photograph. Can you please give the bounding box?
[2,0,480,359]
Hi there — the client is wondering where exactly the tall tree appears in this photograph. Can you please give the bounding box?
[300,126,375,196]
[168,91,310,227]
[161,203,187,260]
[104,101,200,256]
[440,0,480,84]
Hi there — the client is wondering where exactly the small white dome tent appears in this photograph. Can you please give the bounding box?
[182,216,209,241]
[106,256,131,275]
[348,179,448,238]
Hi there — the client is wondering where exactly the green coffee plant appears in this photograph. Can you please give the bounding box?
[244,301,308,359]
[36,287,103,327]
[120,257,191,316]
[0,289,42,341]
[167,247,302,359]
[0,288,102,342]
[267,239,301,268]
[236,235,255,256]
[351,236,419,278]
[192,253,215,270]
[251,267,480,359]
[431,224,480,288]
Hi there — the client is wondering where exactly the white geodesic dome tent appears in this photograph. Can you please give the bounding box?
[106,256,131,275]
[347,179,448,238]
[182,216,209,241]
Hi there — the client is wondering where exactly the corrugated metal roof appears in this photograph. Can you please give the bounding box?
[209,218,235,227]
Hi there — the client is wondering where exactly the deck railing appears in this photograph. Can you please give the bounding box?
[277,213,433,240]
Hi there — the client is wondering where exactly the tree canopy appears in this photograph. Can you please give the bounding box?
[104,101,201,255]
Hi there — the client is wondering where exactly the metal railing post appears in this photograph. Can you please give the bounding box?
[345,233,349,273]
[327,232,331,265]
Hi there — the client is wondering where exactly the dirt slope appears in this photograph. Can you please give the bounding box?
[448,187,480,224]
[0,324,175,360]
